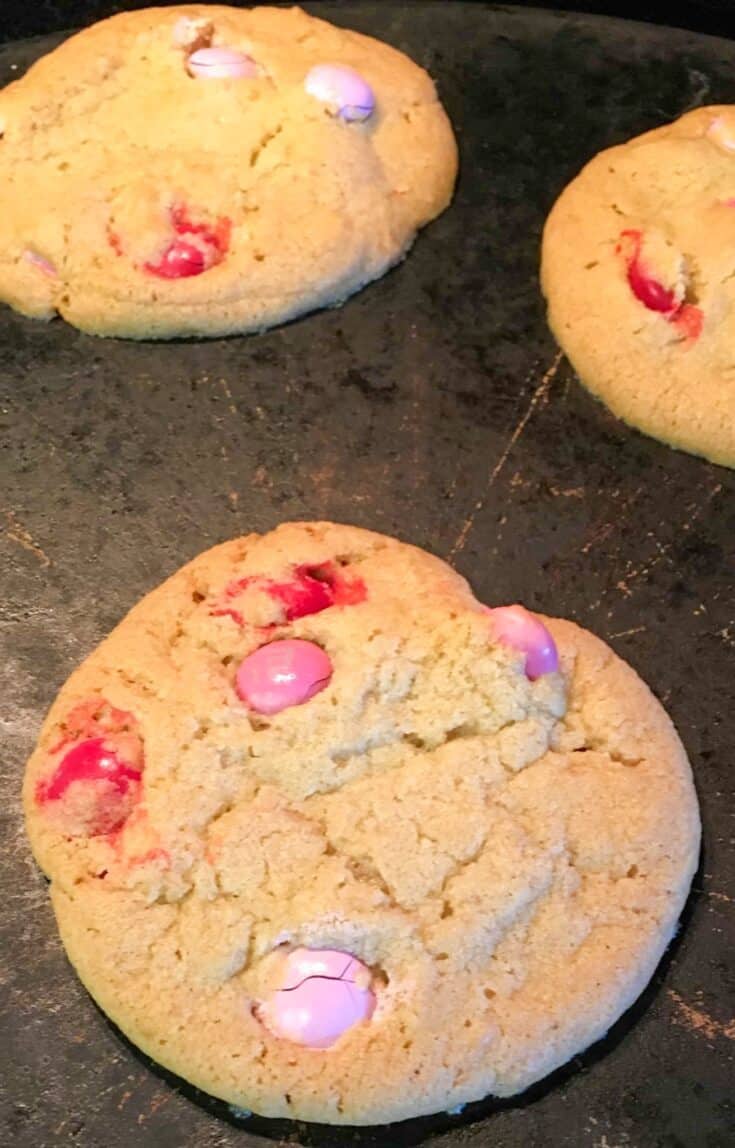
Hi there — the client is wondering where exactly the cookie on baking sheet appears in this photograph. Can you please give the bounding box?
[541,105,735,467]
[0,5,457,340]
[24,522,699,1124]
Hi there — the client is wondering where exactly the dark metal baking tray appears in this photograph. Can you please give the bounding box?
[1,4,733,1146]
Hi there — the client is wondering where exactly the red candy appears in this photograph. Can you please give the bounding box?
[38,700,143,837]
[209,575,258,626]
[618,230,678,314]
[617,229,703,344]
[311,563,367,608]
[142,204,231,279]
[38,738,141,802]
[270,563,367,620]
[171,204,231,252]
[269,568,334,621]
[209,562,367,627]
[147,240,206,279]
[36,737,142,837]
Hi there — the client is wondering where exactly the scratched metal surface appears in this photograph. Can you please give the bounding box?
[1,3,734,1146]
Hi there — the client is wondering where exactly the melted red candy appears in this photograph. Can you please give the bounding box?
[617,229,703,345]
[208,563,367,626]
[38,738,141,802]
[209,575,258,626]
[36,737,142,837]
[40,700,143,836]
[144,204,232,279]
[147,240,206,279]
[627,259,678,312]
[317,563,368,607]
[268,568,334,620]
[618,229,678,313]
[269,563,367,620]
[171,204,231,254]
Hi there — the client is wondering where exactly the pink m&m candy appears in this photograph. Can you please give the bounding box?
[486,605,559,680]
[304,64,375,122]
[263,948,375,1049]
[235,638,332,715]
[187,47,258,80]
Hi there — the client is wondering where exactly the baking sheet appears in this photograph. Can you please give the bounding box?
[0,4,733,1146]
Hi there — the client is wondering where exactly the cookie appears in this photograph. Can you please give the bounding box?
[23,522,700,1124]
[541,105,735,467]
[0,6,457,339]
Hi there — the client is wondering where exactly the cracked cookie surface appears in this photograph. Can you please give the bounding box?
[23,522,700,1124]
[541,105,735,467]
[0,5,457,339]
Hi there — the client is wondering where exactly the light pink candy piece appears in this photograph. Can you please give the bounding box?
[187,47,258,80]
[707,116,735,152]
[235,638,332,715]
[304,64,375,122]
[24,250,57,278]
[486,604,559,680]
[264,948,375,1049]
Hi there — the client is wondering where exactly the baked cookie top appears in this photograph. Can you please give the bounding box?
[541,105,735,467]
[23,522,699,1124]
[0,5,457,339]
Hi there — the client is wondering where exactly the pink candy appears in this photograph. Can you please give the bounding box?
[263,948,375,1049]
[24,250,57,278]
[486,605,559,680]
[235,638,332,715]
[187,47,257,80]
[707,116,735,152]
[304,64,375,122]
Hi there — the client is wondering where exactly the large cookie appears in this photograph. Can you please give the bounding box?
[541,106,735,467]
[0,5,457,339]
[24,522,699,1124]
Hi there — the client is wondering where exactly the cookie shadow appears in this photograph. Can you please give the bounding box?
[96,847,704,1147]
